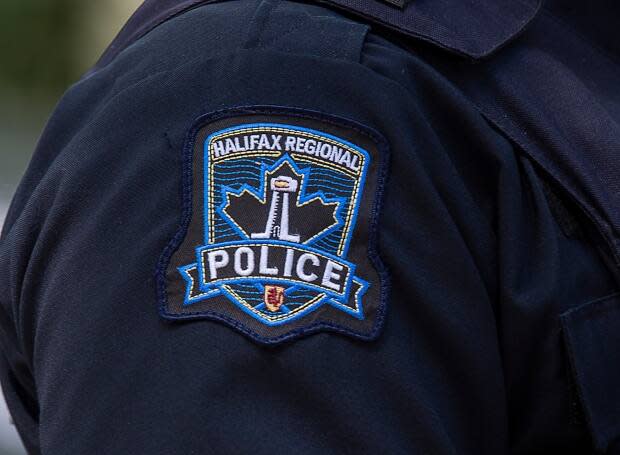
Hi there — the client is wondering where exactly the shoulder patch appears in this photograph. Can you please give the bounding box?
[157,106,389,344]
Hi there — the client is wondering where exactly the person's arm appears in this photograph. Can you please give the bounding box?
[1,1,617,453]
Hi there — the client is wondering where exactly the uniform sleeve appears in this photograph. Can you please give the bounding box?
[1,1,617,454]
[0,316,36,454]
[0,191,41,454]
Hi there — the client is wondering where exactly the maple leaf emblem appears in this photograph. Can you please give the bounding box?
[223,161,340,244]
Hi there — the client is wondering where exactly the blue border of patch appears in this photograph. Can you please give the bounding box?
[156,105,391,345]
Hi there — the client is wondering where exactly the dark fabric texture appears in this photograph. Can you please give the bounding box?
[561,294,620,452]
[313,0,541,58]
[1,0,619,453]
[418,5,620,274]
[90,0,540,71]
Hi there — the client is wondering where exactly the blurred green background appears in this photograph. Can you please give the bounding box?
[0,1,141,453]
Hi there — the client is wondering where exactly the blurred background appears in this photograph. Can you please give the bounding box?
[0,1,141,452]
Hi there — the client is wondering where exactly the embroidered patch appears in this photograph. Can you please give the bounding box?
[158,107,389,344]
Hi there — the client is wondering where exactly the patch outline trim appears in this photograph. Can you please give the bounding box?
[156,105,390,344]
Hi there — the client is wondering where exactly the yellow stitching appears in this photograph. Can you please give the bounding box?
[209,127,364,175]
[290,154,358,178]
[182,266,215,300]
[354,282,364,310]
[210,127,363,156]
[291,154,364,255]
[206,126,366,255]
[330,280,364,313]
[223,285,325,321]
[200,275,349,296]
[352,281,364,312]
[338,167,361,255]
[213,150,281,161]
[213,151,280,160]
[211,127,360,157]
[183,263,357,315]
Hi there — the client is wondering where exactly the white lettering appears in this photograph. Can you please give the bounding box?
[320,143,332,159]
[283,248,295,277]
[285,135,296,151]
[207,250,229,279]
[338,150,352,168]
[322,260,343,291]
[296,253,319,282]
[249,134,260,150]
[213,140,225,157]
[233,137,246,152]
[296,137,306,152]
[271,134,282,150]
[234,247,254,276]
[258,134,271,149]
[225,138,236,154]
[328,146,342,162]
[259,245,278,275]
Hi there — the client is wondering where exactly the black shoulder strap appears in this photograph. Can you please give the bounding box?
[90,0,541,75]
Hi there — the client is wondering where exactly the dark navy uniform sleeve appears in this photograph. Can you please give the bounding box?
[1,1,618,454]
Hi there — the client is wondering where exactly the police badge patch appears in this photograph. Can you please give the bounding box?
[158,107,389,344]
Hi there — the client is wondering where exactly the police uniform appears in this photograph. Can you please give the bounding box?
[1,0,619,453]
